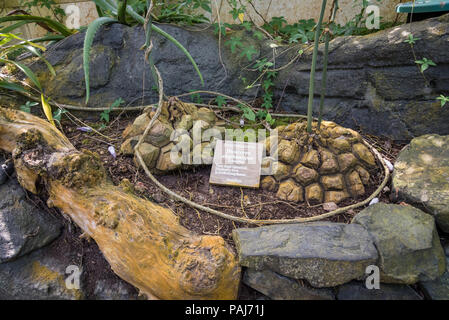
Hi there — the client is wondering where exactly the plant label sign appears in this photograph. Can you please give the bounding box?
[209,140,264,188]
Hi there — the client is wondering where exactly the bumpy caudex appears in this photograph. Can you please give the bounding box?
[0,107,240,299]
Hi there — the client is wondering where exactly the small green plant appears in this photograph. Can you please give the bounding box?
[189,91,203,104]
[240,103,256,122]
[52,107,66,125]
[100,97,125,126]
[415,57,436,73]
[404,34,420,45]
[19,100,39,113]
[0,14,75,37]
[437,95,449,107]
[215,95,226,107]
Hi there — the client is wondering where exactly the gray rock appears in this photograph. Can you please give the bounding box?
[29,15,449,140]
[92,279,139,300]
[0,178,62,263]
[419,258,449,300]
[32,24,257,111]
[419,272,449,300]
[0,245,83,300]
[352,203,446,284]
[337,281,422,300]
[243,268,335,300]
[232,222,378,288]
[392,134,449,232]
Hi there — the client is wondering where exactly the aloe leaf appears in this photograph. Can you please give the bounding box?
[125,5,204,85]
[0,32,46,51]
[0,80,27,93]
[0,15,74,37]
[23,45,56,76]
[83,17,118,104]
[92,0,118,15]
[23,35,66,44]
[0,21,28,33]
[0,58,42,91]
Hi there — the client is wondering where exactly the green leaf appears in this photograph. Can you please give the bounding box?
[240,45,258,61]
[253,30,264,40]
[266,113,275,125]
[0,58,42,91]
[19,101,38,113]
[241,106,255,121]
[225,36,242,53]
[83,17,118,104]
[215,95,226,107]
[20,105,31,113]
[262,79,274,91]
[437,94,449,107]
[53,108,66,124]
[22,45,56,76]
[0,15,74,37]
[123,5,204,86]
[404,34,420,45]
[0,21,28,34]
[0,80,27,93]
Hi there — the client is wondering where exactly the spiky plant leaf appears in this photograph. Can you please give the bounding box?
[83,17,118,104]
[41,93,55,126]
[0,21,28,33]
[0,15,74,37]
[93,0,118,15]
[0,58,42,91]
[0,80,27,92]
[22,45,56,76]
[125,5,204,85]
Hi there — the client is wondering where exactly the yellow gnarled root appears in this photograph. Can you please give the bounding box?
[0,107,240,300]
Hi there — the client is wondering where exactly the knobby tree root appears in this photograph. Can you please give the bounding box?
[0,107,240,300]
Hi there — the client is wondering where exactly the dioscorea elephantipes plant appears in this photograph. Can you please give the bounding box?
[83,0,204,104]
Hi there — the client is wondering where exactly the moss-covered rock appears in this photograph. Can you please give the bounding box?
[392,134,449,232]
[352,203,446,284]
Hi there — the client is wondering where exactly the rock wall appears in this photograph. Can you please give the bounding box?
[29,15,449,141]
